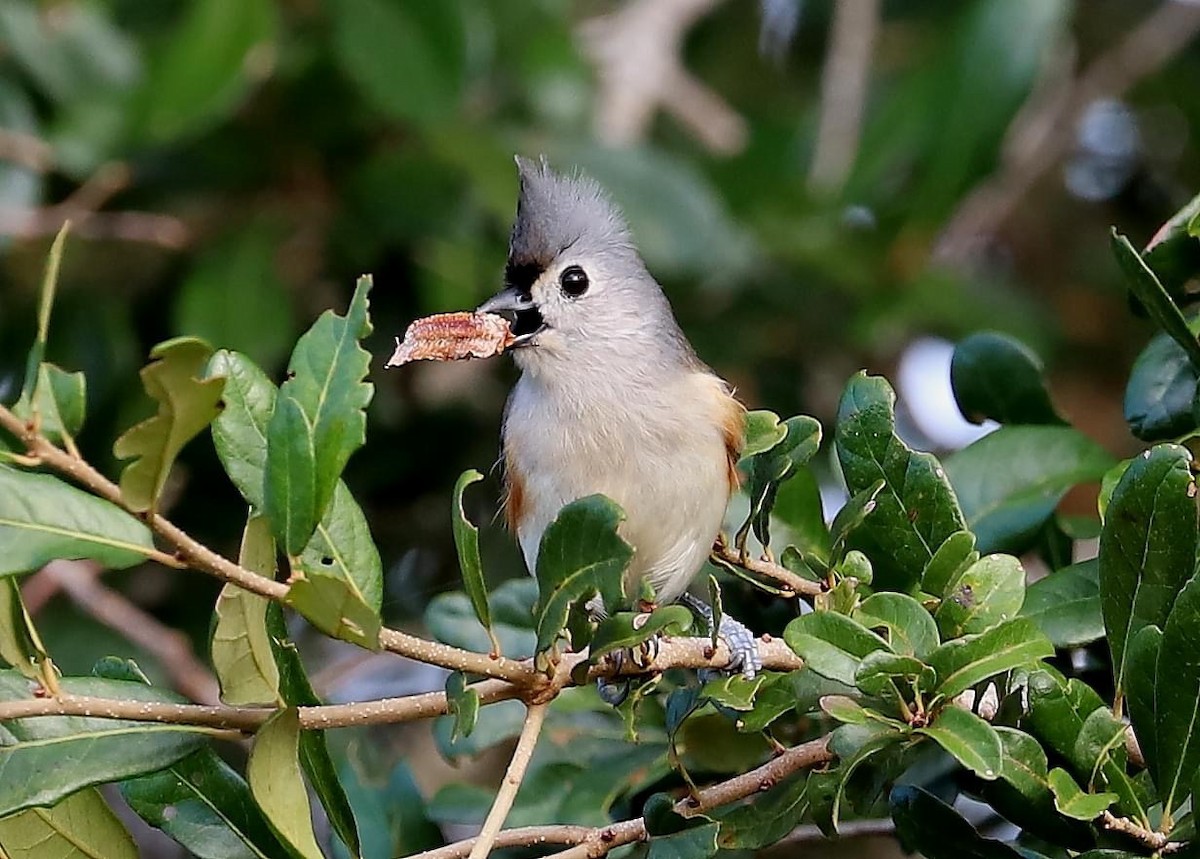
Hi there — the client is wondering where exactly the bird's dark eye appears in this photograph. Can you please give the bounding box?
[559,265,589,298]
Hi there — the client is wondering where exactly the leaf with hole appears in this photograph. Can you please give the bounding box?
[935,553,1026,638]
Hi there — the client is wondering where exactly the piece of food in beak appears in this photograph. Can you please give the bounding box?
[385,312,516,367]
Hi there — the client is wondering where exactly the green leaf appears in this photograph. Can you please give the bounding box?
[979,727,1094,849]
[248,709,324,859]
[16,223,68,403]
[701,673,765,712]
[854,651,935,699]
[434,699,526,762]
[211,515,281,706]
[0,579,44,678]
[739,410,788,458]
[1125,625,1161,797]
[114,337,226,512]
[13,363,86,446]
[1023,671,1145,820]
[854,592,940,658]
[444,671,479,742]
[265,276,374,555]
[1152,573,1200,814]
[918,706,1003,780]
[207,350,276,508]
[591,606,692,661]
[927,617,1053,700]
[1112,229,1200,369]
[715,772,814,850]
[208,351,383,647]
[951,331,1063,426]
[819,695,871,724]
[921,530,980,600]
[772,468,833,564]
[1098,444,1197,696]
[331,0,465,126]
[451,470,497,655]
[0,465,155,577]
[0,788,137,859]
[1021,559,1104,648]
[0,671,207,816]
[946,426,1115,554]
[1124,328,1200,442]
[783,611,891,686]
[739,415,821,548]
[122,747,297,859]
[835,372,966,591]
[136,0,278,142]
[1143,191,1200,300]
[1047,768,1116,820]
[828,479,884,554]
[265,605,361,857]
[891,785,1024,859]
[934,553,1026,638]
[533,496,632,661]
[648,821,719,859]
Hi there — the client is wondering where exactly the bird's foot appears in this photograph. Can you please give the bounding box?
[677,593,762,680]
[595,634,660,706]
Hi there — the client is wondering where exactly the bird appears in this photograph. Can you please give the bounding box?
[477,156,762,679]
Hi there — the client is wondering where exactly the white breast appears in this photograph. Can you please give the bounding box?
[503,368,734,604]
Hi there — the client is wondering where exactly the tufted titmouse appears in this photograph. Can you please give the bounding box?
[477,157,762,677]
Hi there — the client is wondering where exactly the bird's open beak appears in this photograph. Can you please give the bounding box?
[476,287,546,347]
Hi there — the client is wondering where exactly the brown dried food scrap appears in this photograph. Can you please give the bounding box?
[385,312,515,366]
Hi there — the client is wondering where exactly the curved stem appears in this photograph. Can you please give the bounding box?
[467,702,550,859]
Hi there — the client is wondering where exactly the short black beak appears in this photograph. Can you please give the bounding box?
[477,287,546,345]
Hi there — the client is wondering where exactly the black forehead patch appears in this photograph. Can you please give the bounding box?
[504,259,544,294]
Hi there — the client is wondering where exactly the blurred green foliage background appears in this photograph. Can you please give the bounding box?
[0,0,1198,679]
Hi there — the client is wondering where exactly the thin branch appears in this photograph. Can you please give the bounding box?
[0,207,190,250]
[536,736,834,859]
[0,128,54,173]
[0,402,535,685]
[37,559,220,704]
[579,0,747,155]
[0,678,521,732]
[808,0,881,193]
[1100,810,1182,854]
[711,541,824,597]
[936,0,1200,264]
[413,826,595,859]
[467,702,550,859]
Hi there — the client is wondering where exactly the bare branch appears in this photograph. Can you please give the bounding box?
[37,559,220,704]
[711,541,824,597]
[467,702,550,859]
[1100,810,1182,854]
[0,402,536,685]
[808,0,881,193]
[936,0,1200,264]
[0,677,521,732]
[0,207,190,250]
[543,736,834,859]
[579,0,747,155]
[412,826,594,859]
[0,127,54,173]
